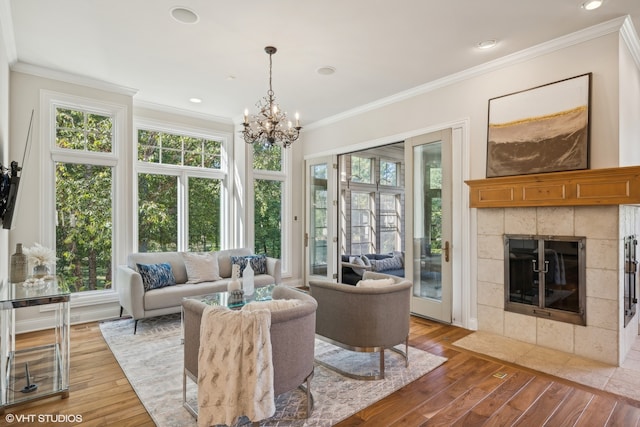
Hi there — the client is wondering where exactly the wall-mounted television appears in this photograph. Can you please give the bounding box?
[1,160,21,229]
[1,110,33,230]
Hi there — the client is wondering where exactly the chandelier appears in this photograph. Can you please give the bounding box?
[242,46,301,148]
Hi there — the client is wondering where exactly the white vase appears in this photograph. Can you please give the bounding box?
[243,262,254,296]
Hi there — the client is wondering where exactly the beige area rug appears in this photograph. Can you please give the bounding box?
[100,314,447,427]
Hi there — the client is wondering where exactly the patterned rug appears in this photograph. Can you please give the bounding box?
[100,314,447,426]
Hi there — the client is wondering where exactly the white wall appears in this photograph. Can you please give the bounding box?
[619,33,640,166]
[300,29,626,329]
[9,70,135,330]
[0,15,9,280]
[302,33,622,171]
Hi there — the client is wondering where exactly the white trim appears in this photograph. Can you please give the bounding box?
[304,118,470,159]
[133,119,232,253]
[13,61,138,97]
[0,0,17,64]
[134,117,232,143]
[134,99,234,125]
[620,15,640,69]
[40,89,128,296]
[17,303,119,334]
[305,16,628,130]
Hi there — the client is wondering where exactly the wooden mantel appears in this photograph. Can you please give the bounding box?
[465,165,640,208]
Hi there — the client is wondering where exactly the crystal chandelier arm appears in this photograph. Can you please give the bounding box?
[241,46,302,147]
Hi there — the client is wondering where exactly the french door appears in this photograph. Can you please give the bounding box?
[304,156,338,283]
[405,129,453,323]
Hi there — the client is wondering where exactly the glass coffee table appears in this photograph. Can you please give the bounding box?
[185,284,275,309]
[180,284,276,343]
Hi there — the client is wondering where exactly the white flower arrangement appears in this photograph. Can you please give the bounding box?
[24,243,57,266]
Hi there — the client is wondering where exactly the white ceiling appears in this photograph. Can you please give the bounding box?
[5,0,640,126]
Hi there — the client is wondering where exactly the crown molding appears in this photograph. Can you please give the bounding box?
[11,61,138,97]
[621,15,640,69]
[134,99,234,125]
[0,0,17,63]
[306,16,630,131]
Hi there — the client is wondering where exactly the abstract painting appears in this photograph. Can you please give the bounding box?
[486,73,591,178]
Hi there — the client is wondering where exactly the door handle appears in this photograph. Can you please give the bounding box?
[444,241,450,262]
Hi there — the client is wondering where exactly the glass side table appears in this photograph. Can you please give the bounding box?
[0,278,70,414]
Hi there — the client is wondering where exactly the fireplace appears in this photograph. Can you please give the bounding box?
[468,167,640,366]
[505,235,586,326]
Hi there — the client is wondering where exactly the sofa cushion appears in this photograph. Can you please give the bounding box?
[217,248,252,278]
[128,252,189,284]
[356,278,396,288]
[242,299,304,312]
[231,254,268,276]
[136,262,176,291]
[182,252,222,283]
[349,255,370,276]
[371,254,403,272]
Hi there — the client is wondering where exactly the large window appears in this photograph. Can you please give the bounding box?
[52,104,118,293]
[380,193,401,253]
[252,144,287,260]
[380,160,398,187]
[351,156,373,184]
[136,126,227,253]
[340,145,405,256]
[350,191,374,254]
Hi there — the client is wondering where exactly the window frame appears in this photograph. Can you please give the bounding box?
[41,90,127,306]
[248,144,292,276]
[134,118,231,253]
[349,190,375,255]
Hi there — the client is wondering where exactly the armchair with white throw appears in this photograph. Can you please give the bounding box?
[309,271,412,380]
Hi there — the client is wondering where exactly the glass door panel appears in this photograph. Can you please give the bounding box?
[406,129,452,323]
[305,156,337,282]
[413,142,443,300]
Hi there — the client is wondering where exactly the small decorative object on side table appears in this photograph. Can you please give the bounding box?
[23,243,57,279]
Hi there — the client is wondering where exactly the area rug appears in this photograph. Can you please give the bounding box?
[100,314,447,426]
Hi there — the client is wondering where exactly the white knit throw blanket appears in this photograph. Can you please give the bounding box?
[197,305,275,426]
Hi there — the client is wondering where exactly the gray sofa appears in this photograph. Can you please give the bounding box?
[116,248,281,333]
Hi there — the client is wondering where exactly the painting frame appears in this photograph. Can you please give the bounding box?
[486,73,591,178]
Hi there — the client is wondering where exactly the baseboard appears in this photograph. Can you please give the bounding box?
[15,305,120,334]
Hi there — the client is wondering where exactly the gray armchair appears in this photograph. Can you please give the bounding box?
[182,285,317,422]
[309,271,411,380]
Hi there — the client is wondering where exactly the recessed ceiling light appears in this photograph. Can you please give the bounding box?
[581,0,603,10]
[170,7,199,24]
[226,75,236,81]
[477,39,497,50]
[316,66,336,75]
[189,98,202,104]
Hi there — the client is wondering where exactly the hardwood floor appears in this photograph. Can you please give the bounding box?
[5,317,640,426]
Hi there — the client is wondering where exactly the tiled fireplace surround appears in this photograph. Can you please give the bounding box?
[476,205,640,366]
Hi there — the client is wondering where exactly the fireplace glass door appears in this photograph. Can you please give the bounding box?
[505,235,586,325]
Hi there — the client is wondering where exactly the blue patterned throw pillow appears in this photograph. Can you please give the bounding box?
[136,262,177,291]
[230,254,268,276]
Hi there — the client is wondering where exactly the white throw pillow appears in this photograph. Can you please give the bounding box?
[349,255,370,276]
[182,252,222,284]
[242,299,304,312]
[355,278,396,288]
